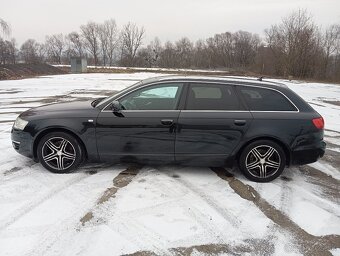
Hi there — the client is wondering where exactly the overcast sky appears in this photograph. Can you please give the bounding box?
[1,0,340,45]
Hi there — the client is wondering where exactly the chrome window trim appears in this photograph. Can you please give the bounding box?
[101,80,300,113]
[250,110,299,113]
[180,110,298,113]
[183,81,299,113]
[102,110,181,113]
[235,84,299,113]
[180,110,249,113]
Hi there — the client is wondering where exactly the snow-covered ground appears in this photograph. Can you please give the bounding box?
[0,73,339,256]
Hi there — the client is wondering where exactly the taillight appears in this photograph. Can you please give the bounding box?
[312,117,324,130]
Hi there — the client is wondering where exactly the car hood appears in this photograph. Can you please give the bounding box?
[20,100,99,120]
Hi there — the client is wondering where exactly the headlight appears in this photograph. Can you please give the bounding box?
[13,117,28,130]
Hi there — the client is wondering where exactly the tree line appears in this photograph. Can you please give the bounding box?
[1,9,340,81]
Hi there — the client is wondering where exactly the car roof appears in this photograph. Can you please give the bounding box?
[140,75,288,89]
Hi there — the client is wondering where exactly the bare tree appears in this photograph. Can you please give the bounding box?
[20,39,45,64]
[139,37,162,67]
[98,20,119,66]
[199,31,259,69]
[81,22,100,65]
[45,34,65,64]
[265,9,322,78]
[192,39,209,68]
[0,38,17,64]
[175,37,194,68]
[322,24,340,78]
[0,13,338,82]
[65,32,84,58]
[0,18,11,37]
[120,22,145,66]
[98,24,108,66]
[104,19,120,66]
[0,18,13,64]
[233,31,260,68]
[36,43,47,63]
[206,32,233,68]
[158,41,177,68]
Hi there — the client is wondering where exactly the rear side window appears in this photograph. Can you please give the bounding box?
[186,83,241,110]
[239,87,297,111]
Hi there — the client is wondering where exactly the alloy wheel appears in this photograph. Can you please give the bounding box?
[41,137,76,171]
[245,145,281,178]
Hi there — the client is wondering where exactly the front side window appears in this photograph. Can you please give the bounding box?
[186,83,241,110]
[239,87,297,111]
[119,83,183,110]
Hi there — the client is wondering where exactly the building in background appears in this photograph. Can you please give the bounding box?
[70,57,87,73]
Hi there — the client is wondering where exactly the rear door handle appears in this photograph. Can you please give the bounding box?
[234,120,246,126]
[161,119,174,126]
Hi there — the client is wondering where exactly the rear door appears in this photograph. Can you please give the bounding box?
[175,82,253,166]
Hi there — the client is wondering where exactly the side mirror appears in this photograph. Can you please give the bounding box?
[111,100,122,113]
[111,101,124,117]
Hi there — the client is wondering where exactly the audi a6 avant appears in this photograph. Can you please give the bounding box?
[11,76,326,182]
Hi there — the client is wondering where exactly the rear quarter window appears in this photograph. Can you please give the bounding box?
[238,87,297,111]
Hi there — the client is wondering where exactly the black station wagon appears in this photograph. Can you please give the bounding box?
[11,76,326,182]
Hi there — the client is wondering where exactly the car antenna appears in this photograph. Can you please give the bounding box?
[257,76,264,81]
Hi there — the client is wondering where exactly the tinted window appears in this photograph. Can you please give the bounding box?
[120,83,183,110]
[186,83,241,110]
[239,87,297,111]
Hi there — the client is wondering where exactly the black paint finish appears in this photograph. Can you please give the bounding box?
[11,76,326,168]
[175,111,253,166]
[96,110,179,164]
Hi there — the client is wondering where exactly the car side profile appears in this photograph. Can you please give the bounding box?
[11,76,326,182]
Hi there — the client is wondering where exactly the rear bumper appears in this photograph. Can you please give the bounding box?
[291,140,326,165]
[11,127,34,159]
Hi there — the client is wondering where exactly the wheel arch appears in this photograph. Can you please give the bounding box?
[33,127,88,161]
[235,136,291,166]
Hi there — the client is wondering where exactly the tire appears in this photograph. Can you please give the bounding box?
[37,132,83,173]
[239,140,286,182]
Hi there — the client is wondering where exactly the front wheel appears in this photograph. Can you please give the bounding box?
[37,132,83,173]
[239,140,286,182]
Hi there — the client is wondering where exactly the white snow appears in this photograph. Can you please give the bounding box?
[331,248,340,256]
[0,73,339,256]
[269,79,340,133]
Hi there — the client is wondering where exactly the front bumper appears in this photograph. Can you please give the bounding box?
[11,127,34,159]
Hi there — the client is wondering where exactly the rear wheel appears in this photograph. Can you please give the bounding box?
[239,140,286,182]
[37,132,83,173]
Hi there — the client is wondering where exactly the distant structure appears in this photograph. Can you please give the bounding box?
[70,57,87,73]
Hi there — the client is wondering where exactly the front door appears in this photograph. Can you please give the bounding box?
[96,83,184,164]
[175,82,253,166]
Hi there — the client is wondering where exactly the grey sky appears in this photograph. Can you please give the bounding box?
[1,0,340,45]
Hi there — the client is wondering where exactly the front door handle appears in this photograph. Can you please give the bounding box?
[234,120,246,126]
[161,119,173,126]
